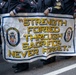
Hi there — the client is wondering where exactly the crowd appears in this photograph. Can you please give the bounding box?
[0,0,75,16]
[0,0,76,73]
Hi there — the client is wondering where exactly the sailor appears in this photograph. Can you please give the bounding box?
[8,0,37,16]
[44,0,74,16]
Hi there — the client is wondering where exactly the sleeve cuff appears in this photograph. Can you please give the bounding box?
[48,7,52,12]
[13,10,17,15]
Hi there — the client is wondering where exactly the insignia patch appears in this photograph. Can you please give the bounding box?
[6,27,20,46]
[64,27,73,42]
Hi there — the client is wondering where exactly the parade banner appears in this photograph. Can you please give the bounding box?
[1,13,75,63]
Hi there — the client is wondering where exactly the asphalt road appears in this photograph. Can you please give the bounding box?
[0,50,76,75]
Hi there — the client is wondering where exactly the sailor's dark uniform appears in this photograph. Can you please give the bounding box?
[38,0,74,15]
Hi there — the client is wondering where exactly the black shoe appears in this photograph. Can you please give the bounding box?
[14,63,29,73]
[14,68,22,73]
[14,68,27,73]
[42,56,56,65]
[12,64,18,68]
[12,63,27,68]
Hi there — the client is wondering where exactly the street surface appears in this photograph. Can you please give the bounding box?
[0,46,76,75]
